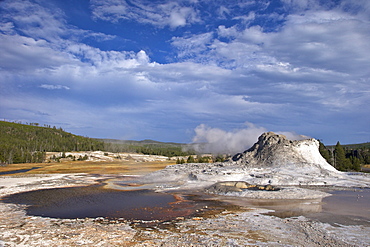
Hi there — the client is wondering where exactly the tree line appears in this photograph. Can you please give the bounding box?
[175,154,225,164]
[103,142,196,157]
[0,121,104,164]
[319,141,370,172]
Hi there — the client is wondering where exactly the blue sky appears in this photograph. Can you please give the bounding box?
[0,0,369,147]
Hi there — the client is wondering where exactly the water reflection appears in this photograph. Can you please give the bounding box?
[1,185,176,220]
[1,184,234,222]
[2,177,369,227]
[217,188,370,226]
[0,167,41,176]
[219,196,323,217]
[309,188,370,226]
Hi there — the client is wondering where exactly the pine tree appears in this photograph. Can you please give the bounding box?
[349,156,361,171]
[318,141,332,165]
[187,155,195,163]
[334,141,351,171]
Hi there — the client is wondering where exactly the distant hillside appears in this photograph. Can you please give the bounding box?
[327,142,370,149]
[102,138,186,145]
[101,138,196,157]
[0,121,104,164]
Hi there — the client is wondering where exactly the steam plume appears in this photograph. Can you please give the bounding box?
[191,122,308,154]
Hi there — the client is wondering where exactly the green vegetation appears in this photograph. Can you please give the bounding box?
[319,141,370,172]
[0,121,104,164]
[102,139,196,157]
[175,155,212,164]
[0,121,197,164]
[176,158,186,164]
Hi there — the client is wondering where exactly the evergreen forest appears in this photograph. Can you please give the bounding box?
[319,141,370,172]
[0,121,104,164]
[102,139,196,157]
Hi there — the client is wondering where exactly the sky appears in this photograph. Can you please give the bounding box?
[0,0,369,148]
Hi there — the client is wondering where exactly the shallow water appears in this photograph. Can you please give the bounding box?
[308,188,370,226]
[0,184,232,222]
[0,167,41,176]
[260,188,370,226]
[2,179,369,227]
[211,187,370,226]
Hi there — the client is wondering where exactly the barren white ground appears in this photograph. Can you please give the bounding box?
[1,173,369,246]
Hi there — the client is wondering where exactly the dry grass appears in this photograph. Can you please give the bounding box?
[0,160,175,176]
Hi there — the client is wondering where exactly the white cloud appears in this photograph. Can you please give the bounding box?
[136,50,151,65]
[0,34,79,71]
[1,0,67,41]
[0,22,15,34]
[168,6,194,28]
[191,122,267,154]
[276,131,309,141]
[233,11,256,23]
[266,12,370,75]
[280,0,324,11]
[191,122,311,154]
[218,6,230,19]
[90,0,200,28]
[39,84,70,90]
[171,32,214,59]
[168,2,370,113]
[1,0,117,45]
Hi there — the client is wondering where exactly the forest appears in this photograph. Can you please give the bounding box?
[319,141,370,172]
[0,121,104,164]
[102,139,196,157]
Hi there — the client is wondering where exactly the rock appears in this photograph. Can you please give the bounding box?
[206,181,279,194]
[235,181,250,189]
[188,172,198,180]
[228,132,338,173]
[264,185,275,191]
[207,182,243,193]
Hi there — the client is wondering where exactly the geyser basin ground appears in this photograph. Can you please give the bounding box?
[2,177,369,228]
[1,174,370,246]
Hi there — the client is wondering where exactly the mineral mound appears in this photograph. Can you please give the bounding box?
[228,131,338,173]
[141,132,369,197]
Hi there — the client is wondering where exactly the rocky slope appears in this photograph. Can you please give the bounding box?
[229,132,338,173]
